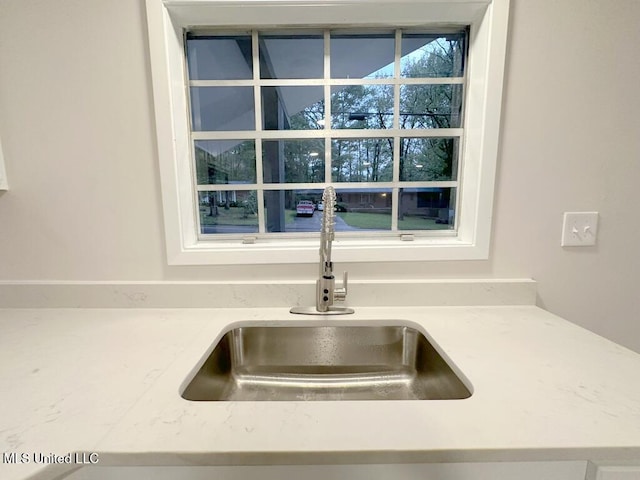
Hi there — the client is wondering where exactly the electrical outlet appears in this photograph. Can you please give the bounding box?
[561,212,599,247]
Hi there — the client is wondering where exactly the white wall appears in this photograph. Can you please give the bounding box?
[0,0,638,351]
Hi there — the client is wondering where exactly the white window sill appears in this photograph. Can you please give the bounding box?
[169,235,490,265]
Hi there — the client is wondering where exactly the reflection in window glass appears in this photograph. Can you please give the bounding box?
[262,139,325,183]
[186,35,253,80]
[264,189,323,232]
[400,85,463,129]
[401,33,466,78]
[259,33,324,79]
[334,188,392,231]
[331,33,395,78]
[195,140,256,185]
[199,191,258,234]
[331,85,394,129]
[190,87,255,131]
[398,187,456,230]
[400,138,457,181]
[332,139,393,182]
[261,87,324,130]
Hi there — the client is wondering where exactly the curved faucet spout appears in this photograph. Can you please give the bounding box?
[290,186,354,315]
[320,186,336,277]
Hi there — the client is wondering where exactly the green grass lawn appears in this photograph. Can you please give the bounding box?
[200,207,452,231]
[338,211,452,230]
[284,210,297,224]
[200,207,299,226]
[397,216,452,231]
[200,207,258,226]
[337,212,391,229]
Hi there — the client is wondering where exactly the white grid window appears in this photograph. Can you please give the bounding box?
[187,29,467,239]
[145,0,510,265]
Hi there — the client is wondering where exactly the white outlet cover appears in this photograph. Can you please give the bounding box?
[561,212,599,247]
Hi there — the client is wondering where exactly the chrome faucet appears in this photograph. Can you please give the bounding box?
[290,186,354,315]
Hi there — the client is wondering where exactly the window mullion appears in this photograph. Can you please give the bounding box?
[393,29,402,131]
[189,78,469,87]
[252,30,266,234]
[324,29,332,185]
[192,129,463,140]
[391,29,402,231]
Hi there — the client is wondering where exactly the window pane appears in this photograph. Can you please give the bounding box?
[401,33,466,78]
[331,33,395,79]
[262,140,325,183]
[261,86,324,130]
[183,29,470,240]
[264,189,323,233]
[399,84,463,129]
[335,188,392,231]
[400,137,457,181]
[398,187,456,230]
[194,140,256,185]
[199,191,258,234]
[259,33,323,79]
[331,138,393,182]
[331,85,394,129]
[190,87,255,131]
[186,35,253,80]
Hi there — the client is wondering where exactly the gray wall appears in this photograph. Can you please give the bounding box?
[0,0,638,351]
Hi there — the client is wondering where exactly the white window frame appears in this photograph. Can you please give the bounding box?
[145,0,510,265]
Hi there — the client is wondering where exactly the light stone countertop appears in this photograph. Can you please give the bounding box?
[1,305,640,480]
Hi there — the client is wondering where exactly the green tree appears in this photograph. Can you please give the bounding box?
[195,141,256,185]
[399,38,463,182]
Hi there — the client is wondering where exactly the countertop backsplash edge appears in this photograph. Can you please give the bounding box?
[0,279,537,308]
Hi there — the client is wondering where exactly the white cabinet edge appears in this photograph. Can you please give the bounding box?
[0,136,8,190]
[63,462,588,480]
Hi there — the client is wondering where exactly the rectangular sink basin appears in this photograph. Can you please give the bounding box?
[181,324,472,401]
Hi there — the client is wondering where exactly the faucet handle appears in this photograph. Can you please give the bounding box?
[334,271,349,302]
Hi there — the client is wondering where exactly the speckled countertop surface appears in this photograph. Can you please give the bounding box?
[1,304,640,480]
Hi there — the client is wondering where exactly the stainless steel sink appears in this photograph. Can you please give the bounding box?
[181,324,472,401]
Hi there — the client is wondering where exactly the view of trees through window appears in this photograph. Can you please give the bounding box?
[186,29,467,236]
